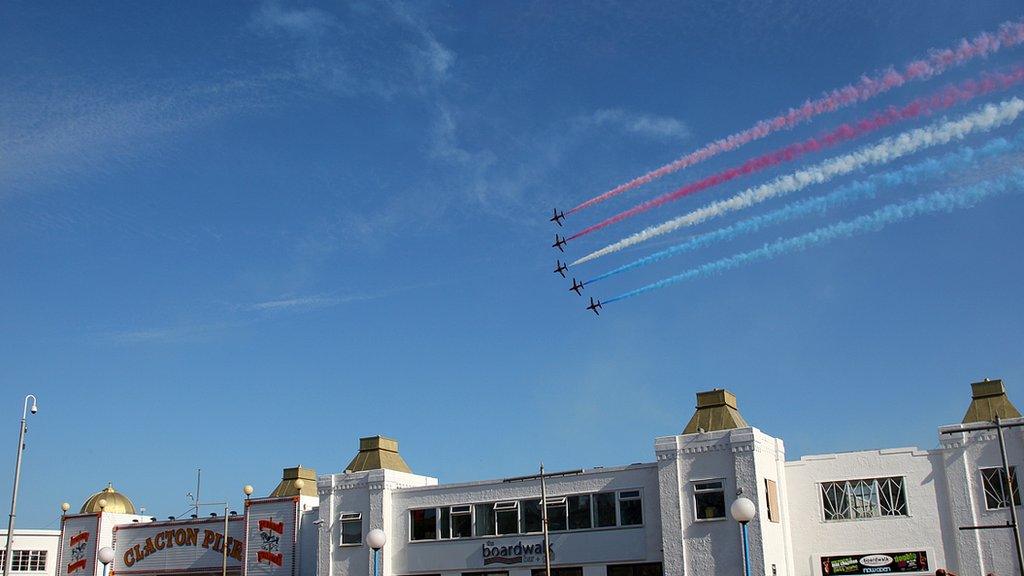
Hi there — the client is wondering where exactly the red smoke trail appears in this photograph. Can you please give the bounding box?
[568,19,1024,215]
[568,65,1024,240]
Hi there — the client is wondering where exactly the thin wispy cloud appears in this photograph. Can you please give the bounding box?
[590,109,692,141]
[250,1,337,38]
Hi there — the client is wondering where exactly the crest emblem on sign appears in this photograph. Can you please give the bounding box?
[256,519,284,567]
[67,531,90,574]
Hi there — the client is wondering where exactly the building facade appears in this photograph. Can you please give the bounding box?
[55,379,1022,576]
[1,529,61,576]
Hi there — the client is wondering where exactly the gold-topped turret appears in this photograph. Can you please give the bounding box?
[80,483,136,514]
[963,379,1020,423]
[683,389,750,434]
[344,436,412,473]
[270,466,317,498]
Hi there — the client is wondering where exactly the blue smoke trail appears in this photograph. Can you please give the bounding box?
[604,169,1024,305]
[587,132,1023,286]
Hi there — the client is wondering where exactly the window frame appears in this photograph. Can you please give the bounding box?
[338,512,362,546]
[449,505,473,539]
[617,490,643,526]
[981,466,1021,510]
[0,551,49,572]
[493,501,520,536]
[818,476,909,522]
[692,479,727,522]
[409,507,439,541]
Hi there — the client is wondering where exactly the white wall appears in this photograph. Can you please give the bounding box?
[938,419,1024,576]
[0,529,61,576]
[656,427,789,576]
[785,447,949,576]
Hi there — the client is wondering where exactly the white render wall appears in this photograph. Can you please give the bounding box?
[655,427,789,576]
[0,529,61,576]
[785,447,952,575]
[939,419,1023,576]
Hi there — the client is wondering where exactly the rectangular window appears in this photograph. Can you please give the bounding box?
[339,512,362,545]
[451,505,472,538]
[765,479,780,523]
[607,563,664,576]
[0,552,48,573]
[439,507,451,539]
[567,494,591,530]
[475,503,495,536]
[520,499,542,533]
[820,477,908,520]
[982,466,1021,510]
[593,492,617,527]
[546,497,568,531]
[618,490,643,526]
[494,501,519,535]
[694,480,726,520]
[410,508,438,540]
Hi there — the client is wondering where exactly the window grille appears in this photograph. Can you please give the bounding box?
[820,477,907,520]
[981,466,1021,510]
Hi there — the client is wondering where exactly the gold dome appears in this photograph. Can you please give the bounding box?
[80,483,136,514]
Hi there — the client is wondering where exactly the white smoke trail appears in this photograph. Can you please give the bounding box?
[573,97,1024,266]
[604,169,1024,304]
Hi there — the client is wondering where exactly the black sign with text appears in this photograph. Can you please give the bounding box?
[821,551,928,575]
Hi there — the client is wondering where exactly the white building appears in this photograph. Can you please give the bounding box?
[1,529,61,576]
[54,378,1022,576]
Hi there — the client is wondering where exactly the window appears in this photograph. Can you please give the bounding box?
[450,505,472,538]
[520,499,542,533]
[0,551,48,572]
[339,512,362,545]
[494,501,519,535]
[593,492,617,527]
[765,479,780,523]
[618,490,642,526]
[694,480,726,520]
[567,494,591,530]
[439,507,451,539]
[532,568,583,576]
[607,563,664,576]
[410,508,437,540]
[982,467,1021,510]
[820,477,908,520]
[546,497,568,531]
[464,572,508,576]
[475,503,495,536]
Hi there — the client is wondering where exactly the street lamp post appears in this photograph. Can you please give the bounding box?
[3,395,38,576]
[367,529,386,576]
[98,547,114,576]
[731,497,756,576]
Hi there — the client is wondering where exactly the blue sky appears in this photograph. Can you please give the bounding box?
[2,1,1023,528]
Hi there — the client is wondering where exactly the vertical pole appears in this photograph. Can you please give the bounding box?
[196,469,202,518]
[372,549,379,576]
[3,414,28,576]
[995,416,1024,576]
[741,522,751,576]
[222,504,228,576]
[540,464,551,576]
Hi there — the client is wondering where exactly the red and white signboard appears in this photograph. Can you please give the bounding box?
[243,498,299,576]
[59,515,100,576]
[112,517,246,575]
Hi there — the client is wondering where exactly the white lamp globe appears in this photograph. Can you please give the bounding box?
[366,529,387,550]
[730,497,756,523]
[98,547,115,566]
